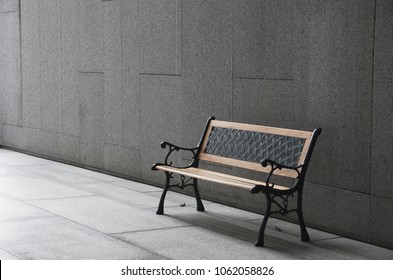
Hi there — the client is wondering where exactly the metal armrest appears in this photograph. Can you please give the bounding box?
[261,159,303,188]
[151,141,198,170]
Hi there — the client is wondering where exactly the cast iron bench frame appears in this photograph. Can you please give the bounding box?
[152,117,321,247]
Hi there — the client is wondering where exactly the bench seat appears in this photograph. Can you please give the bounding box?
[155,165,290,191]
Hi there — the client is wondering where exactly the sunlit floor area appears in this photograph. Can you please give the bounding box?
[0,148,392,260]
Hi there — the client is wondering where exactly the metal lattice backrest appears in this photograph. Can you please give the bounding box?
[198,120,313,177]
[204,127,305,167]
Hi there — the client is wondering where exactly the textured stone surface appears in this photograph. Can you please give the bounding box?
[60,0,80,136]
[22,128,59,158]
[40,0,61,132]
[371,83,393,199]
[371,196,393,249]
[21,0,41,129]
[30,196,190,234]
[0,216,160,259]
[104,144,141,178]
[140,75,183,184]
[121,0,140,149]
[374,0,393,82]
[0,0,18,12]
[304,183,370,240]
[79,73,104,168]
[234,0,294,79]
[0,12,21,126]
[78,0,104,72]
[2,125,22,149]
[103,0,123,146]
[233,79,298,128]
[304,0,374,194]
[139,0,181,75]
[59,134,81,163]
[182,0,233,148]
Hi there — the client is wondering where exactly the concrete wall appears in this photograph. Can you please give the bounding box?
[0,0,392,249]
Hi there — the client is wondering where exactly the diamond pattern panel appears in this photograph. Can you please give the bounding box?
[204,127,305,167]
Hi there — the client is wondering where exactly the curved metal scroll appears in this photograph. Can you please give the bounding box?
[160,141,198,167]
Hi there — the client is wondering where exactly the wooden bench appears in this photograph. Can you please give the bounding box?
[152,117,321,247]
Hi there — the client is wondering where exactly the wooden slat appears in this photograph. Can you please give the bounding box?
[155,165,290,191]
[298,137,312,165]
[198,153,300,178]
[199,122,214,158]
[210,120,313,139]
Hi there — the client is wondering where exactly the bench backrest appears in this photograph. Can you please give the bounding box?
[197,118,320,178]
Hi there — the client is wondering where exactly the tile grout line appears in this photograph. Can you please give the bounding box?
[0,246,23,260]
[109,224,196,236]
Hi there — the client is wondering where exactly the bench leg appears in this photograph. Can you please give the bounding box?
[156,172,171,215]
[193,178,205,212]
[297,190,310,242]
[255,193,272,247]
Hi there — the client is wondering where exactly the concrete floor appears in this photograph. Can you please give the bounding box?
[0,148,392,260]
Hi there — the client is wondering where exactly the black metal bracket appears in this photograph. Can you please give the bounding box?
[166,173,194,189]
[151,142,199,170]
[270,193,297,215]
[261,159,303,189]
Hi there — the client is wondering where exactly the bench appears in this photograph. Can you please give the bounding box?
[152,117,321,247]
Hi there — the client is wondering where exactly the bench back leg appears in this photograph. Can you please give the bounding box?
[297,190,310,242]
[193,178,205,212]
[255,193,272,247]
[156,172,171,215]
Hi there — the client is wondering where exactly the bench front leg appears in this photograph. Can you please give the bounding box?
[255,192,272,247]
[192,178,205,212]
[156,171,171,215]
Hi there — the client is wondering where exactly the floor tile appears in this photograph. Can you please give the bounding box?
[0,177,93,200]
[0,216,162,259]
[109,180,162,193]
[69,182,175,209]
[0,195,53,222]
[114,226,294,260]
[29,196,190,234]
[0,248,21,260]
[314,237,393,259]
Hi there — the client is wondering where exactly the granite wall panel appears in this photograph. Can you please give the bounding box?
[121,0,140,149]
[0,12,21,126]
[40,0,61,132]
[0,0,18,12]
[234,0,294,80]
[371,83,393,199]
[182,0,233,148]
[103,0,123,146]
[60,0,80,136]
[59,134,81,163]
[305,0,374,194]
[140,75,182,184]
[22,127,59,158]
[21,0,41,129]
[139,0,181,75]
[304,183,370,240]
[79,73,104,168]
[233,79,298,128]
[2,124,22,149]
[78,0,104,72]
[371,196,393,248]
[104,144,141,178]
[374,0,393,83]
